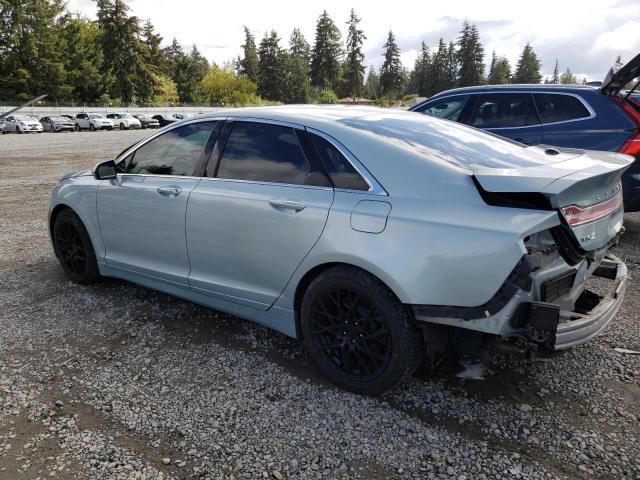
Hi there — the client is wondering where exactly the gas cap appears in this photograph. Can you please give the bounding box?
[350,200,392,234]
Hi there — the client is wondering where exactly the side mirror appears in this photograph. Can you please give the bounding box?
[95,160,117,180]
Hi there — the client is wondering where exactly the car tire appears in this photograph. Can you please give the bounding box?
[89,123,96,131]
[74,124,80,132]
[52,209,99,285]
[301,266,422,394]
[17,126,22,134]
[120,122,126,130]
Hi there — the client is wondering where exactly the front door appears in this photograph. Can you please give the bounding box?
[97,121,219,285]
[467,92,542,146]
[186,120,334,309]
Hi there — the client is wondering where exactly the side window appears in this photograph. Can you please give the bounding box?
[217,122,312,186]
[308,133,369,191]
[127,121,217,176]
[470,93,539,128]
[417,95,470,121]
[533,93,591,124]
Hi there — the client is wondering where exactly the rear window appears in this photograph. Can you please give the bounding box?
[308,133,369,191]
[533,93,591,124]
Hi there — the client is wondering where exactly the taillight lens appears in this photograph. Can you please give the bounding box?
[615,97,640,155]
[620,134,640,156]
[561,190,623,227]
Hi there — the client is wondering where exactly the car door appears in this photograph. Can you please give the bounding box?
[467,92,542,145]
[97,120,220,285]
[76,114,88,129]
[5,116,15,131]
[186,120,334,310]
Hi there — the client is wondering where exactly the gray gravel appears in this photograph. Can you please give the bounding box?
[1,131,639,479]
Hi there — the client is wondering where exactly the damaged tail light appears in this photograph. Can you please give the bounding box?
[561,190,623,227]
[616,97,640,156]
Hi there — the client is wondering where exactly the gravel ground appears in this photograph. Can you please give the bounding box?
[0,131,639,480]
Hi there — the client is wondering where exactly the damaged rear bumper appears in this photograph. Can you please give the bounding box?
[554,254,626,349]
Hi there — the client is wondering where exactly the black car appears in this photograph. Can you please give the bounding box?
[133,114,160,129]
[152,114,177,127]
[411,53,640,211]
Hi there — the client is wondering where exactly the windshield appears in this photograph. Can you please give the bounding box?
[50,116,68,122]
[15,115,32,121]
[89,114,103,119]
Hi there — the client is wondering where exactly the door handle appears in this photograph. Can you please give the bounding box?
[157,186,182,197]
[269,199,306,212]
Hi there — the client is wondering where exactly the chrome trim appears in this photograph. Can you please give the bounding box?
[115,117,229,163]
[305,127,388,196]
[197,176,334,192]
[225,116,306,129]
[116,173,202,180]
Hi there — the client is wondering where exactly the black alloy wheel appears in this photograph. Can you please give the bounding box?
[53,209,99,284]
[301,266,422,394]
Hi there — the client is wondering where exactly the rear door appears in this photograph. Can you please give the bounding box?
[186,120,334,310]
[467,92,542,145]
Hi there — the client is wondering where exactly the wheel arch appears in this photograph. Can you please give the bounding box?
[49,203,72,239]
[292,261,410,339]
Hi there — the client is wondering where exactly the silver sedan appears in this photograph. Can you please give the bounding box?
[48,106,631,393]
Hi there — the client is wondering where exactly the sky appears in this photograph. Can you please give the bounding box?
[66,0,640,82]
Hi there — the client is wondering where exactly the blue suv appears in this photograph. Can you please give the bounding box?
[410,53,640,211]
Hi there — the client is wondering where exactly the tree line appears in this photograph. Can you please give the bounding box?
[0,0,583,106]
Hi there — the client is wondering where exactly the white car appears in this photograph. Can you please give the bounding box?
[75,113,114,132]
[2,115,43,133]
[106,113,142,130]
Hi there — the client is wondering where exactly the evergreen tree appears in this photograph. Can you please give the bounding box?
[513,43,542,84]
[0,0,67,101]
[409,41,431,96]
[428,38,449,95]
[239,26,259,82]
[456,21,484,87]
[173,45,209,103]
[560,68,577,84]
[285,29,311,103]
[258,30,286,101]
[380,30,403,98]
[446,41,458,87]
[58,14,105,103]
[364,65,380,99]
[141,20,165,72]
[310,10,342,89]
[343,9,366,100]
[163,37,185,78]
[551,59,560,84]
[96,0,144,104]
[487,54,511,84]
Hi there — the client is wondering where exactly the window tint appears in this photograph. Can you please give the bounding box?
[418,95,470,121]
[217,122,311,185]
[470,93,539,128]
[309,133,369,191]
[127,121,217,176]
[533,93,591,124]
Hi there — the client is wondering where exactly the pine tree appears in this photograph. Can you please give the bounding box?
[560,68,577,84]
[409,42,431,96]
[285,29,311,103]
[258,30,286,101]
[141,20,165,73]
[456,21,485,87]
[446,41,458,87]
[239,27,259,82]
[428,38,449,95]
[343,9,366,100]
[513,43,542,84]
[551,59,560,84]
[364,65,380,99]
[380,30,403,98]
[310,10,342,89]
[487,54,511,84]
[173,45,209,103]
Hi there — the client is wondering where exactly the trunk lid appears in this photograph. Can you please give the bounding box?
[473,146,632,251]
[600,52,640,97]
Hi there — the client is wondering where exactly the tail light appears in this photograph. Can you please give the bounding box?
[615,98,640,155]
[561,190,623,227]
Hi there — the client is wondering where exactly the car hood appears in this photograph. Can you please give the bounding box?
[60,169,93,181]
[600,52,640,96]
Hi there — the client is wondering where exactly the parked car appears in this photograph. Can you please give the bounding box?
[60,114,75,121]
[0,119,4,134]
[152,113,177,127]
[172,113,193,120]
[49,106,631,393]
[2,114,43,133]
[132,114,160,129]
[40,116,75,133]
[75,113,114,131]
[106,112,142,130]
[410,53,640,211]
